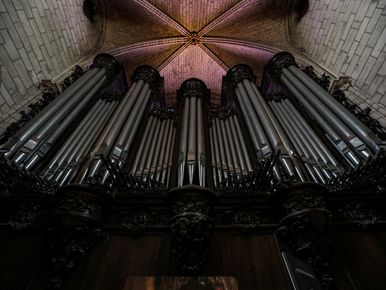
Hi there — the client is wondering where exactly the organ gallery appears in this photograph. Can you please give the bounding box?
[1,50,385,290]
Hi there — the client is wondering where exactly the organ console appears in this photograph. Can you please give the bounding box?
[1,51,385,289]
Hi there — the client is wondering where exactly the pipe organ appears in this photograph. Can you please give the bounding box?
[1,51,384,189]
[1,52,385,289]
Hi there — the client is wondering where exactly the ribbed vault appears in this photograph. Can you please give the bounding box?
[100,0,301,105]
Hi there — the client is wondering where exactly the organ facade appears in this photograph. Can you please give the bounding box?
[1,52,385,290]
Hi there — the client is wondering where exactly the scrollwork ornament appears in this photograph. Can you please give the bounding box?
[8,203,44,230]
[169,212,213,273]
[46,224,105,290]
[120,210,160,238]
[226,64,255,86]
[302,65,330,91]
[178,78,209,100]
[266,51,297,80]
[339,202,381,228]
[280,184,327,215]
[223,208,268,232]
[92,53,122,82]
[132,65,161,91]
[56,191,103,220]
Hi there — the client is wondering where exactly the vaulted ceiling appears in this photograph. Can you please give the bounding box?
[99,0,301,105]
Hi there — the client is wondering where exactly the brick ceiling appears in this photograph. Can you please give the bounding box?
[101,0,296,105]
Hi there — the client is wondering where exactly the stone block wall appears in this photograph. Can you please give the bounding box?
[0,0,102,128]
[291,0,386,126]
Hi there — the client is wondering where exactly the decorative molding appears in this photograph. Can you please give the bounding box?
[119,210,166,237]
[339,201,381,228]
[0,155,58,195]
[222,208,271,232]
[226,64,255,86]
[91,53,122,82]
[167,186,216,273]
[216,153,278,195]
[331,89,386,140]
[8,202,44,230]
[327,149,386,194]
[132,65,162,92]
[265,51,297,80]
[178,78,209,101]
[47,224,105,290]
[301,65,331,92]
[280,183,327,214]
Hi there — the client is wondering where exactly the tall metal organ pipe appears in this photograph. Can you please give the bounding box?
[226,65,302,181]
[176,79,209,187]
[1,53,123,174]
[84,66,161,184]
[267,52,383,168]
[209,112,254,188]
[129,114,176,187]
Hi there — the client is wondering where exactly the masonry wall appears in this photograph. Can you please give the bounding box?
[291,0,386,126]
[0,0,102,129]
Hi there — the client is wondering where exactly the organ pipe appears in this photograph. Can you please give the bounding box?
[176,79,209,187]
[266,52,384,171]
[3,50,384,195]
[2,54,123,178]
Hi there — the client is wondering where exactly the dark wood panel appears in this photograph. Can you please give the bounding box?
[63,232,291,290]
[64,233,172,290]
[0,232,46,290]
[205,232,292,290]
[334,231,386,290]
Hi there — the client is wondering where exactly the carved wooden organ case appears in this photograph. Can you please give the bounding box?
[1,52,386,289]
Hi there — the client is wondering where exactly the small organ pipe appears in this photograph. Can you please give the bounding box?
[130,116,155,176]
[209,127,218,187]
[136,116,158,177]
[225,118,241,177]
[178,99,190,186]
[165,126,176,188]
[155,119,171,182]
[232,116,253,173]
[150,119,167,178]
[197,98,205,187]
[214,118,228,180]
[160,123,174,185]
[187,97,197,184]
[211,121,223,184]
[143,119,162,179]
[220,119,235,175]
